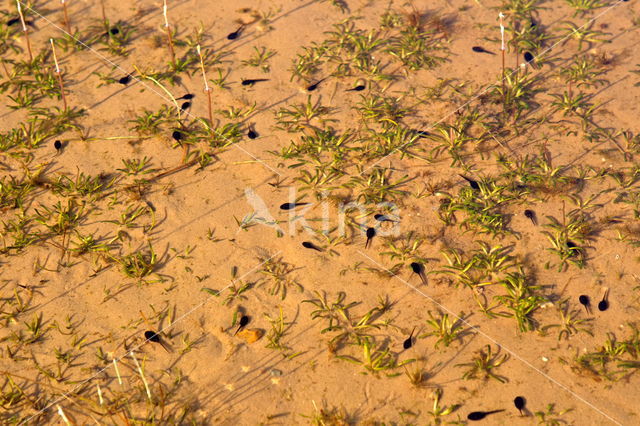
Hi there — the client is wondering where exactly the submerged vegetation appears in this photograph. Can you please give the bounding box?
[0,0,639,424]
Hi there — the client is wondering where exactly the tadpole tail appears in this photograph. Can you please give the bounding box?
[418,271,428,286]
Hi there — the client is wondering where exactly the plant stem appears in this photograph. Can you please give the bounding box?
[61,0,71,34]
[163,0,176,64]
[16,0,33,62]
[196,45,214,125]
[50,39,68,110]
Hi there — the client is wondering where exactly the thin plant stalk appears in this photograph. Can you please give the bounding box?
[96,384,104,406]
[112,358,123,385]
[499,12,506,114]
[100,0,107,24]
[61,0,71,34]
[16,0,33,62]
[512,16,518,77]
[50,38,68,110]
[130,351,152,403]
[163,0,176,64]
[197,44,213,126]
[57,405,72,426]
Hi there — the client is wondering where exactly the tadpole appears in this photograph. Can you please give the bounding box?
[241,78,269,86]
[280,202,309,210]
[234,315,250,335]
[514,396,526,416]
[410,262,428,286]
[306,78,326,92]
[118,75,131,85]
[413,129,430,138]
[144,330,160,343]
[524,52,535,64]
[524,209,537,225]
[302,241,323,252]
[144,330,170,352]
[346,84,365,92]
[172,130,183,142]
[467,410,504,421]
[459,174,480,190]
[365,227,376,249]
[177,93,195,100]
[472,46,495,55]
[374,214,397,223]
[598,288,609,312]
[247,128,258,139]
[578,295,591,314]
[54,140,62,151]
[403,327,416,350]
[180,101,191,112]
[227,25,244,40]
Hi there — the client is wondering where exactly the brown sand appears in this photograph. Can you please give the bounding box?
[1,0,640,424]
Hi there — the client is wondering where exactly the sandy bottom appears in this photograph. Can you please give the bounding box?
[1,0,640,424]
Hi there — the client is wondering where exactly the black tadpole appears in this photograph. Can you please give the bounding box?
[54,140,62,151]
[234,315,250,335]
[177,93,195,100]
[374,214,397,223]
[514,396,526,416]
[247,128,258,139]
[365,227,376,249]
[109,27,120,35]
[144,330,170,352]
[472,46,496,55]
[118,75,131,85]
[302,241,323,252]
[306,78,326,92]
[410,262,428,286]
[227,26,244,40]
[403,327,416,350]
[524,52,534,63]
[241,78,269,86]
[280,202,309,210]
[524,209,537,225]
[413,129,430,138]
[346,84,365,92]
[579,295,591,314]
[172,130,183,142]
[144,330,160,343]
[598,289,609,312]
[459,174,480,190]
[467,410,504,421]
[180,101,191,112]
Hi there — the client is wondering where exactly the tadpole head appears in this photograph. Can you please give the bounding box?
[239,315,250,327]
[144,330,160,343]
[410,262,423,274]
[172,130,183,141]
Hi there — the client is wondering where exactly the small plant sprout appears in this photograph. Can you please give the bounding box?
[162,0,176,63]
[197,44,213,125]
[16,0,33,61]
[50,38,68,110]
